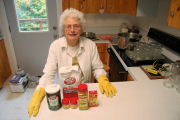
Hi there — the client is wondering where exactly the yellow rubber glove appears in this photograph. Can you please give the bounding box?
[28,87,45,117]
[98,74,117,97]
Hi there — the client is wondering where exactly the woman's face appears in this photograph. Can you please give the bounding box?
[64,17,83,46]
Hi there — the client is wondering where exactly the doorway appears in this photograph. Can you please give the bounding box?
[3,0,60,76]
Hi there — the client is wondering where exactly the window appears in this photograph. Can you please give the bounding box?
[14,0,49,32]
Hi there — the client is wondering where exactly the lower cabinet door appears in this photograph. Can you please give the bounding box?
[108,48,127,82]
[0,40,12,88]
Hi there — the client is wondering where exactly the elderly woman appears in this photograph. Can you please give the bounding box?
[28,8,117,117]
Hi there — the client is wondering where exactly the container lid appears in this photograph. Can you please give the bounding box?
[78,84,87,92]
[89,90,97,94]
[62,98,69,104]
[45,84,60,94]
[70,97,77,104]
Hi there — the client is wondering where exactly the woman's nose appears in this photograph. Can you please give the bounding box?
[70,26,75,31]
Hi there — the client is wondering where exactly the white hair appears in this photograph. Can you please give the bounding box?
[59,8,86,32]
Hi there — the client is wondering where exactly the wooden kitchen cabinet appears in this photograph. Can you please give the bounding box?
[62,0,137,15]
[62,0,81,11]
[0,40,12,88]
[105,0,137,15]
[125,0,137,16]
[167,0,180,29]
[105,0,125,13]
[96,43,108,65]
[91,43,108,83]
[108,52,128,82]
[62,0,105,13]
[127,73,134,81]
[85,0,105,13]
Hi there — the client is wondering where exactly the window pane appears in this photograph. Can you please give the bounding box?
[15,0,48,32]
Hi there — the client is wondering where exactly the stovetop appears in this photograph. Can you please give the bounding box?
[112,45,172,67]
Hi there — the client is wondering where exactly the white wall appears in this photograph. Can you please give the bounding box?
[84,14,135,34]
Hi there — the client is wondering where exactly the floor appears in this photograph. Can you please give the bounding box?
[0,80,35,120]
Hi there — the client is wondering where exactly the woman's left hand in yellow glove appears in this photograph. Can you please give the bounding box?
[28,87,45,117]
[98,74,117,97]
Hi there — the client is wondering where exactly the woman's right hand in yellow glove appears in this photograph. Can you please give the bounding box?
[28,87,45,117]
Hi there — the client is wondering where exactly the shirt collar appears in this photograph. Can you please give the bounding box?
[60,36,85,51]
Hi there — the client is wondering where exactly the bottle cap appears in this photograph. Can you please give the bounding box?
[45,84,60,94]
[78,84,87,92]
[89,90,97,94]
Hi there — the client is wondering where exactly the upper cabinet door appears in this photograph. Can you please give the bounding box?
[167,0,180,29]
[85,0,105,13]
[62,0,137,15]
[62,0,69,11]
[62,0,82,11]
[105,0,125,13]
[69,0,82,11]
[126,0,137,16]
[62,0,105,13]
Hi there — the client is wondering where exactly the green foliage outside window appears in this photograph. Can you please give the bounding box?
[15,0,48,31]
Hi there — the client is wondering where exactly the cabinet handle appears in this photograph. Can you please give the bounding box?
[100,5,104,9]
[80,5,83,9]
[170,12,174,17]
[177,6,180,12]
[53,26,57,30]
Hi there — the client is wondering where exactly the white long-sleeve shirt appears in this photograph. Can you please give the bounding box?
[37,36,106,88]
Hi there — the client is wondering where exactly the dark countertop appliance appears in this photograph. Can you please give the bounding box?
[112,45,172,67]
[148,28,180,55]
[111,28,175,67]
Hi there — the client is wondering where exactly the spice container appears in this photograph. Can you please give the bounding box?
[70,97,78,109]
[62,98,70,109]
[45,84,62,111]
[78,84,88,110]
[89,90,98,107]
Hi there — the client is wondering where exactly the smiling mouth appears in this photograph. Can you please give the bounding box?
[69,34,77,37]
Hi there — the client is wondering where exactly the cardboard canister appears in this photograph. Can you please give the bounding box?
[45,84,62,111]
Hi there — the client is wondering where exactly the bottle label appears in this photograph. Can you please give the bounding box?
[79,96,88,109]
[89,92,98,107]
[48,95,59,107]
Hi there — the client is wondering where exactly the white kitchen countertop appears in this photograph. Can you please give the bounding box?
[31,68,180,120]
[31,43,180,120]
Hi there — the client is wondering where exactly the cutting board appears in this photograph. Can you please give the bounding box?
[140,65,165,80]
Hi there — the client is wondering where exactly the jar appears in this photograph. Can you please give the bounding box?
[62,98,70,109]
[78,84,88,110]
[45,84,62,111]
[89,90,98,107]
[70,97,78,109]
